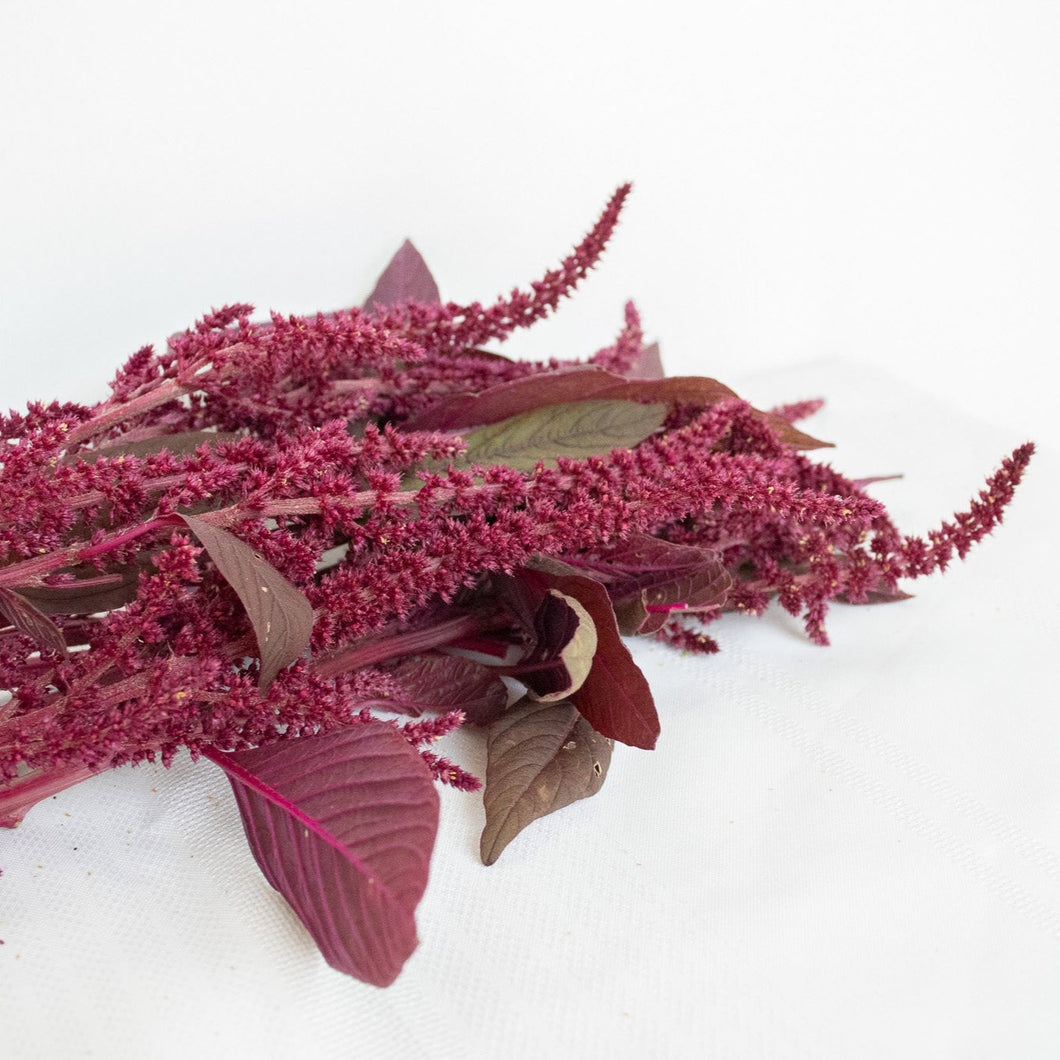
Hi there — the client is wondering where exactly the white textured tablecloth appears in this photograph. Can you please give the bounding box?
[2,362,1055,1059]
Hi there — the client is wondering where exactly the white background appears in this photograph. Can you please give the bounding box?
[1,3,1057,1058]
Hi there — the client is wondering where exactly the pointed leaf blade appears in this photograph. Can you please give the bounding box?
[180,513,313,689]
[462,399,667,472]
[363,239,441,309]
[480,697,612,865]
[210,721,440,986]
[0,586,67,654]
[406,366,627,431]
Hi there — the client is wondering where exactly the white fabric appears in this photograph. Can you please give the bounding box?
[1,3,1058,1055]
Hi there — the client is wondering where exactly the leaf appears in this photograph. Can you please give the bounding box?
[208,721,439,986]
[594,375,740,407]
[837,586,915,605]
[516,589,598,703]
[480,697,612,866]
[462,399,667,472]
[0,586,67,654]
[380,652,508,725]
[567,534,733,635]
[522,559,660,749]
[406,366,627,431]
[179,513,313,690]
[623,340,665,380]
[362,239,441,309]
[62,430,242,465]
[760,412,832,451]
[18,562,144,615]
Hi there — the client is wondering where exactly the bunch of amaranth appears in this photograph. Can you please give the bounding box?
[0,186,1033,985]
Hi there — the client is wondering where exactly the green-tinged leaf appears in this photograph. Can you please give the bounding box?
[462,399,667,472]
[480,697,612,865]
[0,586,67,654]
[523,558,659,749]
[180,513,313,689]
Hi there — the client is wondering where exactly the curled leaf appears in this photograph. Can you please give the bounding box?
[207,720,439,986]
[179,513,313,689]
[462,399,667,472]
[516,589,598,703]
[523,558,660,749]
[480,697,612,865]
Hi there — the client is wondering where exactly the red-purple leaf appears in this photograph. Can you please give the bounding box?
[180,513,313,690]
[206,721,439,987]
[0,586,67,654]
[521,559,660,750]
[406,366,627,431]
[623,340,665,380]
[480,697,612,865]
[593,375,740,407]
[565,534,733,635]
[18,564,142,615]
[760,412,833,451]
[363,239,441,309]
[380,652,508,725]
[837,586,915,605]
[62,430,242,465]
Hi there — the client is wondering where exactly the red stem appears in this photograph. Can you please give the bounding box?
[0,761,99,828]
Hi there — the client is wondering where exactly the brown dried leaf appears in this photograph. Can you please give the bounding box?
[480,697,612,865]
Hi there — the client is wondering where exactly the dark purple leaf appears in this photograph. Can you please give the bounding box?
[362,240,441,309]
[462,399,667,472]
[521,559,660,750]
[62,430,242,465]
[480,697,612,865]
[207,721,439,986]
[565,534,733,635]
[406,366,627,431]
[0,586,67,654]
[379,652,508,725]
[18,563,143,615]
[180,513,313,690]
